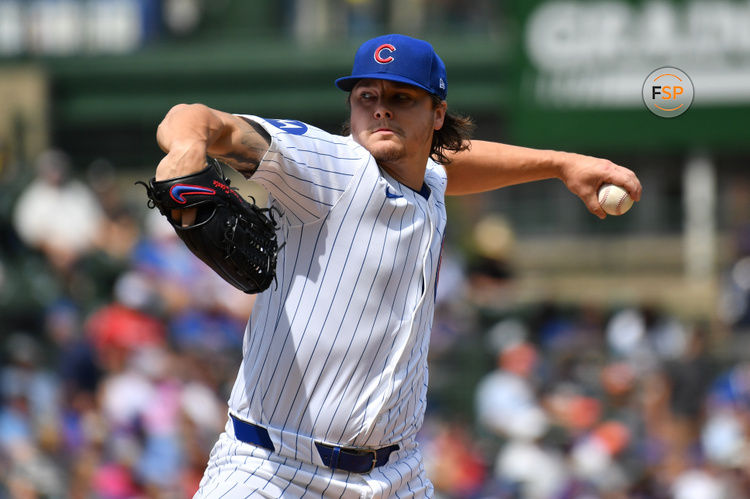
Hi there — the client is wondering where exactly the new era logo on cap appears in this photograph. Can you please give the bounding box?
[335,34,448,100]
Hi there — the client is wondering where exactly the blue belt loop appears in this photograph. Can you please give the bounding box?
[330,446,341,469]
[231,414,275,452]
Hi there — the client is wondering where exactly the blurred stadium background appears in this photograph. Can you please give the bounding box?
[1,1,750,497]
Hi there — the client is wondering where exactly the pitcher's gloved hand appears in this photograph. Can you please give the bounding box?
[138,157,281,293]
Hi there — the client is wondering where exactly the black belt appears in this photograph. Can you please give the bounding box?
[230,414,399,474]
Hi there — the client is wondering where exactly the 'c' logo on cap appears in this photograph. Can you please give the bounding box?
[374,43,396,64]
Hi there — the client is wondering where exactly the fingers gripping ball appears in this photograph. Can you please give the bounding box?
[598,183,634,216]
[138,157,281,294]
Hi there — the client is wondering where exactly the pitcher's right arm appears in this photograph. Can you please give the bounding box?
[155,103,270,182]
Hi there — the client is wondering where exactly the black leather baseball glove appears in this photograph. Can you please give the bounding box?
[138,157,280,294]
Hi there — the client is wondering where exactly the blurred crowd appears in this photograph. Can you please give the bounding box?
[425,296,750,498]
[1,149,750,498]
[0,149,251,498]
[421,226,750,498]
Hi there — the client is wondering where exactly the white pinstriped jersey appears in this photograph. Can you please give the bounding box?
[227,116,447,452]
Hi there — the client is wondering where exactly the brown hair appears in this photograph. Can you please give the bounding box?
[428,95,474,165]
[342,94,475,165]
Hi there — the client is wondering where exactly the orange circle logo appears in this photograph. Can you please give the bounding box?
[642,67,694,118]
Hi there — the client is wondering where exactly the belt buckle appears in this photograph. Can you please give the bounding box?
[365,450,377,473]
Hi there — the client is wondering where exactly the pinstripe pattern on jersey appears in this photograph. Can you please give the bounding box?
[225,116,447,471]
[247,116,363,225]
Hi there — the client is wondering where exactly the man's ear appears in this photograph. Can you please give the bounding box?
[433,101,447,130]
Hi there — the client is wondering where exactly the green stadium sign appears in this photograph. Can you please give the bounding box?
[510,0,750,152]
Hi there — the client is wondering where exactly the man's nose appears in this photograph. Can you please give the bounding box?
[373,102,392,119]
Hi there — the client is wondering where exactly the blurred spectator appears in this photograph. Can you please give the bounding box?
[0,333,65,497]
[45,299,102,396]
[1,334,60,439]
[606,307,652,365]
[495,438,568,498]
[667,324,717,447]
[570,420,631,493]
[671,467,728,499]
[708,362,750,411]
[544,385,601,434]
[12,149,103,275]
[87,158,141,262]
[131,348,184,494]
[466,214,516,308]
[718,254,750,328]
[475,340,549,440]
[421,419,487,498]
[701,409,747,469]
[85,272,166,371]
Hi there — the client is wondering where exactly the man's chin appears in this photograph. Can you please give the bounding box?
[367,143,404,164]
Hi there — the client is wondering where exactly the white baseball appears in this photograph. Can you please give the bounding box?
[598,183,634,216]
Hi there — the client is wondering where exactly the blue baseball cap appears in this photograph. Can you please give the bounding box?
[335,34,447,100]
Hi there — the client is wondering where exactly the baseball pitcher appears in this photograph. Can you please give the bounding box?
[144,34,641,498]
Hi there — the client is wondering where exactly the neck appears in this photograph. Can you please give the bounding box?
[378,141,432,190]
[379,158,427,191]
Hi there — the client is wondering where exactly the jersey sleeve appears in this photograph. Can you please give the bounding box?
[238,115,368,225]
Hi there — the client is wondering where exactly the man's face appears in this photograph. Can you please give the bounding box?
[349,79,446,167]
